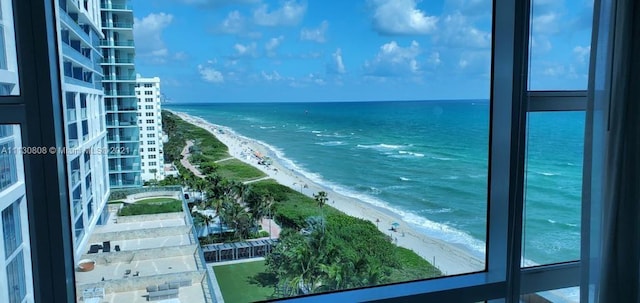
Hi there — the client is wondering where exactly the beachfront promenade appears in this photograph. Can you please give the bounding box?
[174,111,485,276]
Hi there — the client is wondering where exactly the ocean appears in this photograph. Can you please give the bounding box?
[167,100,584,266]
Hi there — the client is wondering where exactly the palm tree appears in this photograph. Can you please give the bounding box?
[222,199,252,240]
[313,191,328,209]
[313,191,329,217]
[209,198,226,241]
[232,181,251,205]
[191,211,214,237]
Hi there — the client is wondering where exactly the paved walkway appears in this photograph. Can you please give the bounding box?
[180,140,205,178]
[243,176,272,184]
[214,157,235,163]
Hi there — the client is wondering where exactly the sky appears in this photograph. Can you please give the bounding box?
[132,0,594,103]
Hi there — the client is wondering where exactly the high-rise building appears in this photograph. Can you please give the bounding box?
[57,0,110,258]
[135,76,165,182]
[100,0,142,188]
[0,125,33,303]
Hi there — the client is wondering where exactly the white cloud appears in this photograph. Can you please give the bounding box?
[327,48,346,74]
[253,1,306,26]
[364,40,421,77]
[300,20,329,43]
[198,64,225,83]
[531,36,552,52]
[261,70,283,81]
[265,36,284,56]
[233,42,258,57]
[370,0,438,35]
[218,11,246,34]
[542,65,565,77]
[434,12,491,49]
[573,45,591,64]
[133,13,174,62]
[428,52,441,66]
[532,12,559,35]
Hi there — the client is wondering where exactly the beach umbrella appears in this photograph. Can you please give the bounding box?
[391,222,400,228]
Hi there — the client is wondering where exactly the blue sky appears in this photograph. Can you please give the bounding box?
[132,0,593,103]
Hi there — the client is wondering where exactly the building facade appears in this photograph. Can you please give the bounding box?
[100,0,142,188]
[135,76,165,182]
[0,127,33,303]
[57,0,110,259]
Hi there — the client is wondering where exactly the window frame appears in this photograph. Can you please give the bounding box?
[0,0,597,302]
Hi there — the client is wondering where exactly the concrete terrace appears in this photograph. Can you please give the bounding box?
[75,194,215,303]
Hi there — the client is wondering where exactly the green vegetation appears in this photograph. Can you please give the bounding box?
[215,159,266,181]
[213,261,276,303]
[135,198,180,204]
[162,111,229,163]
[249,180,442,296]
[117,200,182,216]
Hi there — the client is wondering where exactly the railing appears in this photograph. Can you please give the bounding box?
[67,109,77,122]
[99,40,135,47]
[101,22,133,29]
[81,108,87,119]
[103,75,136,81]
[71,170,81,185]
[72,199,83,218]
[64,76,93,89]
[83,133,89,142]
[101,57,135,64]
[100,2,133,10]
[68,138,79,149]
[58,9,91,44]
[104,90,135,96]
[84,162,91,174]
[61,43,93,68]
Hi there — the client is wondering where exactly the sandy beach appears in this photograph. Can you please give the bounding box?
[172,110,484,276]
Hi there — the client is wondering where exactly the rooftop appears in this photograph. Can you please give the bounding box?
[74,193,213,303]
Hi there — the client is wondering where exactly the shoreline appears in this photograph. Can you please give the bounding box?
[171,110,484,276]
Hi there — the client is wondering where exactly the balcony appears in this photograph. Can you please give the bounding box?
[104,90,135,97]
[106,120,137,127]
[68,138,79,149]
[64,76,94,89]
[84,161,91,175]
[100,2,133,10]
[58,9,91,45]
[101,57,135,65]
[81,108,87,119]
[67,109,77,122]
[72,199,83,219]
[101,22,133,29]
[71,170,81,186]
[103,75,136,81]
[99,40,135,47]
[61,43,93,69]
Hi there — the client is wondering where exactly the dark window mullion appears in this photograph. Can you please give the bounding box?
[527,91,588,112]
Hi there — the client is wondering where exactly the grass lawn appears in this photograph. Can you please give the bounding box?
[213,261,276,303]
[117,200,183,216]
[135,197,180,204]
[216,159,267,182]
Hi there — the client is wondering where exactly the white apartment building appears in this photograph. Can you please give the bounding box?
[0,126,34,303]
[135,76,165,182]
[57,0,110,259]
[101,0,142,188]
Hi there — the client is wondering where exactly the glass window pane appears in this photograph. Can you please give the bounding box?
[6,251,26,303]
[2,200,22,257]
[521,286,580,303]
[0,124,32,303]
[0,0,19,96]
[528,0,594,90]
[523,112,584,266]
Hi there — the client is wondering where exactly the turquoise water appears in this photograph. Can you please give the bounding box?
[167,101,584,265]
